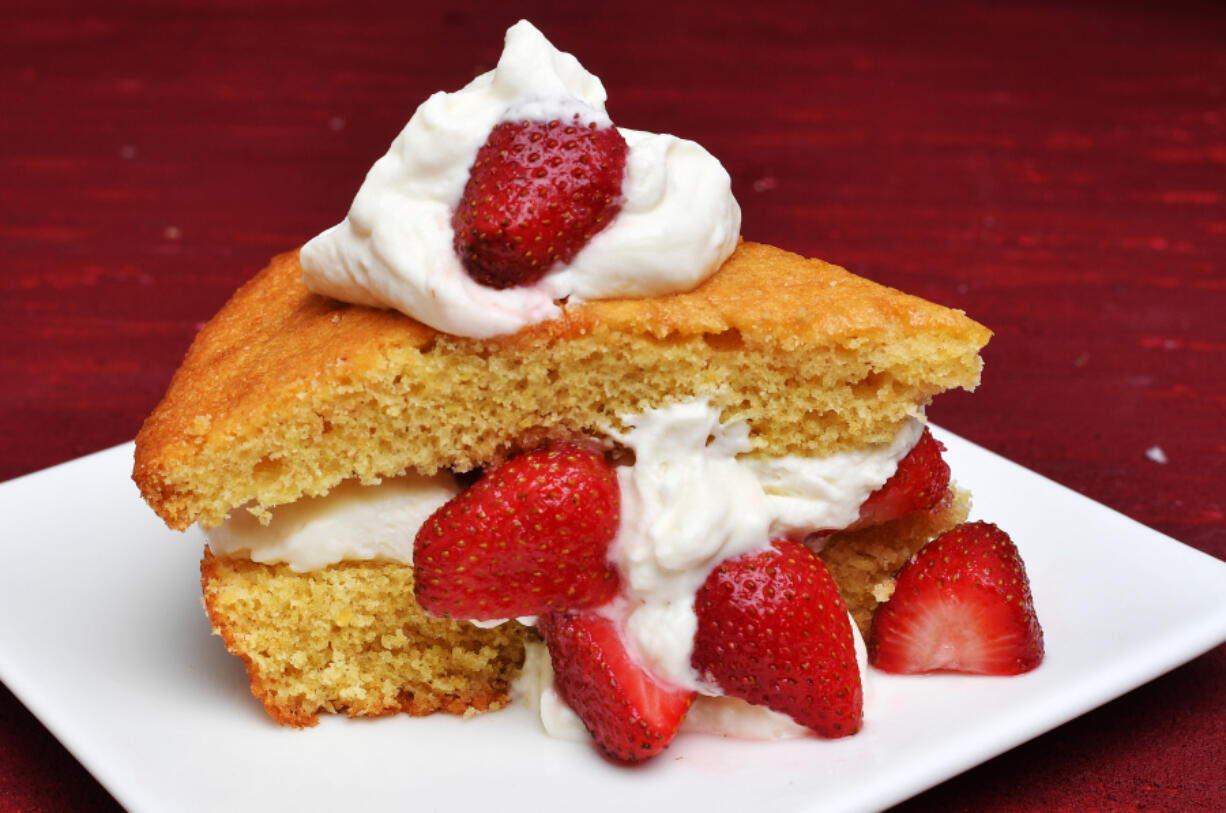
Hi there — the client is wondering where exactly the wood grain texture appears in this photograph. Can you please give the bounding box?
[1,0,1223,810]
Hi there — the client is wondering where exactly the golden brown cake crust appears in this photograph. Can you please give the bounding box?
[135,241,990,530]
[547,241,986,348]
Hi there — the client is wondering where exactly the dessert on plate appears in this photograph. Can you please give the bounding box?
[133,20,1041,760]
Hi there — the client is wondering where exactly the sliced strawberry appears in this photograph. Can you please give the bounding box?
[691,539,862,737]
[413,444,621,620]
[538,610,696,762]
[855,427,951,528]
[452,115,628,289]
[869,521,1044,675]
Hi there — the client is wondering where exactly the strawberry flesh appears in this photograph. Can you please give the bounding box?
[538,610,696,762]
[855,427,951,528]
[413,444,621,620]
[691,539,863,737]
[869,521,1044,675]
[452,115,628,289]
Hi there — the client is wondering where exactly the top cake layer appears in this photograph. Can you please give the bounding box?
[133,241,991,531]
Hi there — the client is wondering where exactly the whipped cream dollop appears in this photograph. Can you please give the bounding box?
[203,472,459,572]
[606,399,921,691]
[300,20,741,338]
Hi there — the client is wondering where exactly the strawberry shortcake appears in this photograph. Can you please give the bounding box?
[133,21,1040,762]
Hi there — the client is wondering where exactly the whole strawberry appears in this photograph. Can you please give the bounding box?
[414,444,621,620]
[452,115,628,289]
[538,610,695,762]
[855,427,951,528]
[691,539,863,737]
[869,521,1044,675]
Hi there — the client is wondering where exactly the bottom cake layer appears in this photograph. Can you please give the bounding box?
[201,552,528,727]
[201,490,969,727]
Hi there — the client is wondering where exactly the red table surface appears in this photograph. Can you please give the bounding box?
[2,0,1224,810]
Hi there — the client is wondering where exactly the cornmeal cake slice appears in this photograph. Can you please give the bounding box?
[134,240,990,727]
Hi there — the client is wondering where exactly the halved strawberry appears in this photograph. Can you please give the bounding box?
[869,521,1044,675]
[452,115,628,289]
[691,539,862,737]
[538,610,696,762]
[413,444,621,620]
[854,427,951,528]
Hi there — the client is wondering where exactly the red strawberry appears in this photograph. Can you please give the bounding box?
[855,427,951,528]
[869,521,1044,675]
[452,115,628,289]
[413,444,621,620]
[538,610,696,762]
[691,539,862,737]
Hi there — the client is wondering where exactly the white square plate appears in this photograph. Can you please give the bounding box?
[2,429,1225,812]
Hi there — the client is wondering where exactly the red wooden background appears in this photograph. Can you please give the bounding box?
[2,0,1224,809]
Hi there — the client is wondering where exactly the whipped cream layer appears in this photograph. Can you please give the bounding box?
[300,20,741,338]
[203,472,459,572]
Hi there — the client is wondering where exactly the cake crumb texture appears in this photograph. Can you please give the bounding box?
[135,242,991,530]
[201,551,527,727]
